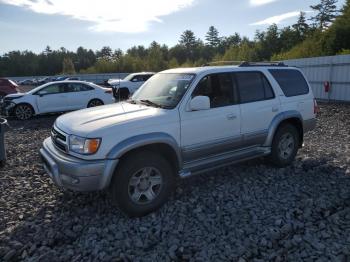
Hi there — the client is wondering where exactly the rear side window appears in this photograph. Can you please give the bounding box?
[269,69,309,97]
[234,72,275,103]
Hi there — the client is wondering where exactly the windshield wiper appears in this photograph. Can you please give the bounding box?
[139,99,171,109]
[126,99,137,104]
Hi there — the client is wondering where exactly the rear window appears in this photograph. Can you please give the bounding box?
[234,72,275,104]
[269,69,309,97]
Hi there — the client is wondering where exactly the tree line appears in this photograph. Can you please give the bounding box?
[0,0,349,77]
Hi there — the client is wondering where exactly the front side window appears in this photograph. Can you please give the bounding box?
[192,73,235,108]
[235,72,275,103]
[131,73,195,109]
[39,84,63,94]
[269,69,309,97]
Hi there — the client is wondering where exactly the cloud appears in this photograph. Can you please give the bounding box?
[0,0,195,32]
[251,11,312,26]
[250,0,278,6]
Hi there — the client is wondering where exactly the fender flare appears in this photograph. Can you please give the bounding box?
[106,132,182,168]
[264,110,303,147]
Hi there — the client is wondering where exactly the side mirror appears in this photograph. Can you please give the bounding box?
[189,96,210,111]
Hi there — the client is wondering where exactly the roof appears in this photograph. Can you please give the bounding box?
[161,64,297,75]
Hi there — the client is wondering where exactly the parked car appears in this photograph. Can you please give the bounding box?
[2,81,114,120]
[0,78,20,99]
[40,63,317,217]
[18,79,36,86]
[53,76,68,82]
[108,72,155,100]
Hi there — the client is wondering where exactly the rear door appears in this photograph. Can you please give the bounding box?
[268,69,314,120]
[64,83,95,110]
[234,71,280,147]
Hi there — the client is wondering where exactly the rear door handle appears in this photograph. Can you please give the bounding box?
[227,114,237,120]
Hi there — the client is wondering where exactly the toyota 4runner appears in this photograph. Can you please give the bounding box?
[40,62,317,217]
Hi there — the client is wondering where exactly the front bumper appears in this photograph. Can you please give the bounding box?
[0,100,16,116]
[40,138,119,191]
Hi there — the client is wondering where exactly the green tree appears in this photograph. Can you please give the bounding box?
[323,0,350,53]
[292,12,310,39]
[205,26,221,47]
[310,0,338,29]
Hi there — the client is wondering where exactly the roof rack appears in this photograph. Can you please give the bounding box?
[201,61,287,67]
[202,61,243,67]
[239,61,287,67]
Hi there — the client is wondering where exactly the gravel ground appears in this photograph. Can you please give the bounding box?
[0,103,350,261]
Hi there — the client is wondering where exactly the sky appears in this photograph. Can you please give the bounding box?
[0,0,346,54]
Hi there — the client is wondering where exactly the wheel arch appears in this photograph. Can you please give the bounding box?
[107,133,182,173]
[264,111,304,148]
[14,102,37,114]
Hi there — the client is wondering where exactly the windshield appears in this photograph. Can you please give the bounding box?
[130,73,195,109]
[123,73,136,81]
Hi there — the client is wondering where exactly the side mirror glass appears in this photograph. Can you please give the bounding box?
[189,96,210,111]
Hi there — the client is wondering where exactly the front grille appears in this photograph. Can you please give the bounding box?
[51,126,68,152]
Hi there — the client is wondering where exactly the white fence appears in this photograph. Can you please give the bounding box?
[9,73,130,85]
[285,55,350,102]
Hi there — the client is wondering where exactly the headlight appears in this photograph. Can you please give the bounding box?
[69,135,101,155]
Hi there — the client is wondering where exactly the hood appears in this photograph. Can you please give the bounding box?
[4,93,25,99]
[107,79,126,86]
[55,102,162,136]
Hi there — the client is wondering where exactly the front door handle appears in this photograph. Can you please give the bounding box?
[227,114,237,120]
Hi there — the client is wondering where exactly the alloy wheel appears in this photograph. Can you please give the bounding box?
[278,133,295,160]
[15,105,32,120]
[128,167,163,205]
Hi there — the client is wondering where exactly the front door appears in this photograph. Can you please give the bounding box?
[36,83,68,113]
[180,73,241,162]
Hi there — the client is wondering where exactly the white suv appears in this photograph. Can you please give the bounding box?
[108,72,155,100]
[40,63,317,217]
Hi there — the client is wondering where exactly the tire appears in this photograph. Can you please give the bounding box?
[0,93,5,100]
[87,99,104,108]
[14,104,34,120]
[114,88,130,101]
[110,151,175,217]
[269,124,300,167]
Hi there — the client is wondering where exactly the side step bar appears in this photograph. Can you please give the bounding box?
[179,147,271,178]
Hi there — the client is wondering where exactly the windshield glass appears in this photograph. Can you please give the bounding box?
[123,73,136,81]
[131,73,195,109]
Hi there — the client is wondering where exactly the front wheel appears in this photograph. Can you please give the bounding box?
[14,104,34,120]
[110,151,175,217]
[87,99,104,108]
[269,124,300,167]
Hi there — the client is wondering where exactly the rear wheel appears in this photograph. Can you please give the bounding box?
[87,99,104,108]
[269,124,300,167]
[110,151,175,217]
[14,104,34,120]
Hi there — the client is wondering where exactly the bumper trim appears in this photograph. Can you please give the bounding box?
[40,138,119,191]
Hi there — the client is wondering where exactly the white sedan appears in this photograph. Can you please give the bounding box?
[3,81,115,120]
